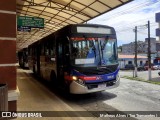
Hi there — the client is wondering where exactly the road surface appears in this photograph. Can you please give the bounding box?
[15,67,160,120]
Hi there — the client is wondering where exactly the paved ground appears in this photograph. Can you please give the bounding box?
[15,67,96,120]
[103,78,160,120]
[61,71,160,120]
[10,67,160,120]
[14,67,137,120]
[120,70,160,81]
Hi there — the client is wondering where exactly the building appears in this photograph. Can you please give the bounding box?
[122,41,145,54]
[118,54,149,68]
[122,38,159,55]
[121,12,160,65]
[121,37,160,66]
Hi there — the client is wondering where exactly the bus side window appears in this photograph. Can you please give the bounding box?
[50,39,56,57]
[45,42,49,56]
[57,37,69,64]
[50,39,56,62]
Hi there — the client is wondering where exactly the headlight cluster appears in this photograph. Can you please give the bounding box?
[77,78,85,85]
[72,76,78,81]
[71,76,85,85]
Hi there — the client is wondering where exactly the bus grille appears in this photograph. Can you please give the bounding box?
[86,79,116,89]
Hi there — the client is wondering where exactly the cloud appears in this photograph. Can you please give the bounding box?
[88,0,160,46]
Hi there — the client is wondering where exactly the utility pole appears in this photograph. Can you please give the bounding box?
[134,26,138,77]
[148,21,151,80]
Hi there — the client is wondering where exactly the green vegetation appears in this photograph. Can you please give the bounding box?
[122,76,160,85]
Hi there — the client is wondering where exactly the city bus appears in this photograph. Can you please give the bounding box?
[18,48,28,68]
[28,24,120,94]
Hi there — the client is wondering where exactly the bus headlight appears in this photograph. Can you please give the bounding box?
[72,76,78,81]
[71,76,84,85]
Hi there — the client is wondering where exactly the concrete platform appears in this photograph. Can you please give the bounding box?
[13,67,97,120]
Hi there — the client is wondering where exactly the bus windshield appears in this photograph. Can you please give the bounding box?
[70,37,118,67]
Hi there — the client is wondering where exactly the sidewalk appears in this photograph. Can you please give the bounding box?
[120,70,160,82]
[14,67,97,120]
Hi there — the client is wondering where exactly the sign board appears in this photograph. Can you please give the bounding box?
[17,26,31,32]
[77,26,111,34]
[17,16,44,28]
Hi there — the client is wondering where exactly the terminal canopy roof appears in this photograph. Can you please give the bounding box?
[17,0,132,50]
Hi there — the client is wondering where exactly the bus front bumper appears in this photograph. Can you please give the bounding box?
[70,76,120,94]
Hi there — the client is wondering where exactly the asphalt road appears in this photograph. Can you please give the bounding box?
[15,67,160,120]
[62,71,160,120]
[64,77,160,120]
[103,78,160,120]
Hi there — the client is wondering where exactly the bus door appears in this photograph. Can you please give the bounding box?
[57,38,65,84]
[57,37,69,85]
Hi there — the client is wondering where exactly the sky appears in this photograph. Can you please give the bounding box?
[88,0,160,46]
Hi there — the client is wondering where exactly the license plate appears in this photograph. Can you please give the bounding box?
[98,83,106,88]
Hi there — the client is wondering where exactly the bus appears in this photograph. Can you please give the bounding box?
[28,24,120,94]
[18,48,28,68]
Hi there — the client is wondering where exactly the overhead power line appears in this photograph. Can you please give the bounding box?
[95,0,160,23]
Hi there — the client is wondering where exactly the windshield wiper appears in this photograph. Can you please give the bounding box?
[91,41,96,59]
[100,40,104,59]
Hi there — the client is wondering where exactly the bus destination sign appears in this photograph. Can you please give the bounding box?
[17,16,44,29]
